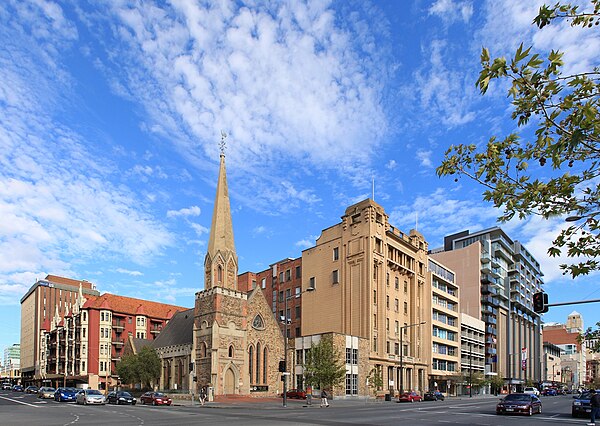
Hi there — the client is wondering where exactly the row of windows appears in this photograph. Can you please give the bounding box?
[432,326,457,342]
[385,273,409,293]
[432,343,457,356]
[432,359,457,372]
[345,348,358,365]
[432,278,457,297]
[432,310,457,327]
[432,295,456,312]
[345,374,358,395]
[248,344,269,385]
[100,311,112,322]
[100,327,110,338]
[99,361,109,372]
[276,266,303,283]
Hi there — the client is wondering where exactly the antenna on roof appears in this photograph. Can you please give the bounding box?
[372,176,375,201]
[219,130,227,156]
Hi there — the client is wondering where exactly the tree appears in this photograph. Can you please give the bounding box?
[579,320,600,352]
[487,375,505,395]
[367,367,383,396]
[437,0,600,278]
[303,335,347,393]
[115,346,161,389]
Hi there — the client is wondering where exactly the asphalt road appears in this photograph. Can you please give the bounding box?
[0,391,592,426]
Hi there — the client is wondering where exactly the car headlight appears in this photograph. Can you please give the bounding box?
[574,401,582,406]
[119,397,125,400]
[517,405,528,409]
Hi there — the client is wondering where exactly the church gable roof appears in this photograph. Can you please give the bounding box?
[152,308,194,349]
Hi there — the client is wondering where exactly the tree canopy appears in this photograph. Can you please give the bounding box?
[116,346,161,389]
[437,0,600,278]
[302,335,347,392]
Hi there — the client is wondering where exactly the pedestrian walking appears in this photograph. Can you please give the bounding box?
[320,389,329,407]
[199,386,207,406]
[589,389,600,425]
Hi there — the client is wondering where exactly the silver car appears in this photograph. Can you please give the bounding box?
[76,389,105,405]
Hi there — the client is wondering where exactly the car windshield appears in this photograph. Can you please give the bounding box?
[154,392,166,397]
[87,390,102,395]
[120,392,132,397]
[504,394,531,401]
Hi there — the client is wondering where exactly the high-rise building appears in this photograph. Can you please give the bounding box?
[300,198,460,396]
[431,228,544,391]
[20,275,100,384]
[2,344,20,380]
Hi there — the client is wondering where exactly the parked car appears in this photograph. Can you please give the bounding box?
[54,387,77,402]
[572,390,600,417]
[38,387,56,399]
[2,383,12,390]
[25,386,38,394]
[496,393,542,416]
[398,391,422,403]
[140,391,172,406]
[12,385,24,392]
[423,391,445,401]
[106,391,136,405]
[283,389,307,399]
[523,387,540,396]
[542,388,557,396]
[76,389,105,405]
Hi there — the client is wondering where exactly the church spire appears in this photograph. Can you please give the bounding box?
[205,133,238,290]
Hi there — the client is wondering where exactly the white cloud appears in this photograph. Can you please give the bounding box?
[416,150,433,168]
[167,205,201,218]
[190,222,209,236]
[386,160,397,170]
[429,0,473,24]
[115,268,143,276]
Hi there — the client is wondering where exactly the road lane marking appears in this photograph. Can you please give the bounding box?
[0,395,40,407]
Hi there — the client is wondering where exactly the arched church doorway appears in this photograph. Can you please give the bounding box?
[224,367,235,394]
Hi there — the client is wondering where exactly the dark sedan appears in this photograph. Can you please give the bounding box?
[496,393,542,416]
[54,387,77,402]
[25,386,38,394]
[107,391,137,405]
[140,391,172,406]
[423,391,445,401]
[572,390,600,417]
[12,385,24,392]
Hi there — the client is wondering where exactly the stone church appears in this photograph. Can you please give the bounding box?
[192,150,285,397]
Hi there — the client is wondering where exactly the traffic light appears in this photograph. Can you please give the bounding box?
[533,292,548,313]
[278,360,286,372]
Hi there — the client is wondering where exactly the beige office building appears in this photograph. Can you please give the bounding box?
[301,199,460,396]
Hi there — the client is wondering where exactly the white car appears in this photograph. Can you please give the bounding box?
[76,389,106,405]
[523,387,540,396]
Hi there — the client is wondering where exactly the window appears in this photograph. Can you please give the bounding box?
[404,281,408,293]
[373,314,377,328]
[261,278,266,289]
[373,290,377,304]
[373,336,377,351]
[263,347,268,383]
[256,343,261,383]
[82,328,86,338]
[249,346,254,380]
[296,349,304,365]
[352,348,358,364]
[395,299,399,312]
[386,272,389,286]
[386,295,389,309]
[309,277,315,289]
[285,269,291,281]
[295,327,300,337]
[332,270,339,284]
[386,341,390,353]
[395,321,399,335]
[218,265,223,282]
[394,343,399,355]
[252,280,256,289]
[279,272,284,282]
[386,318,389,331]
[229,345,234,357]
[295,287,301,297]
[83,311,87,321]
[333,247,339,261]
[404,302,408,314]
[295,266,301,279]
[279,291,284,302]
[395,277,399,290]
[286,289,291,299]
[295,305,301,319]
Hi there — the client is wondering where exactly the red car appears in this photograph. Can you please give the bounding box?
[398,391,422,402]
[284,389,307,399]
[140,391,172,406]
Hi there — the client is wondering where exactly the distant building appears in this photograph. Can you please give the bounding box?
[542,341,562,387]
[543,312,586,389]
[2,344,20,381]
[459,314,485,395]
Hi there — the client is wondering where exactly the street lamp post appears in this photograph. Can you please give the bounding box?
[282,287,314,408]
[399,321,426,396]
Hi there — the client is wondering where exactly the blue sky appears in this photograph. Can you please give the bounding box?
[1,0,599,356]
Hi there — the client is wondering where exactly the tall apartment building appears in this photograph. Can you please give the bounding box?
[431,228,544,391]
[459,313,485,395]
[20,275,100,384]
[300,198,460,396]
[428,258,460,394]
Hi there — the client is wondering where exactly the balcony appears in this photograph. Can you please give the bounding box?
[112,322,125,331]
[111,356,122,362]
[481,284,498,295]
[485,326,497,336]
[150,327,162,335]
[486,347,497,355]
[112,339,124,347]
